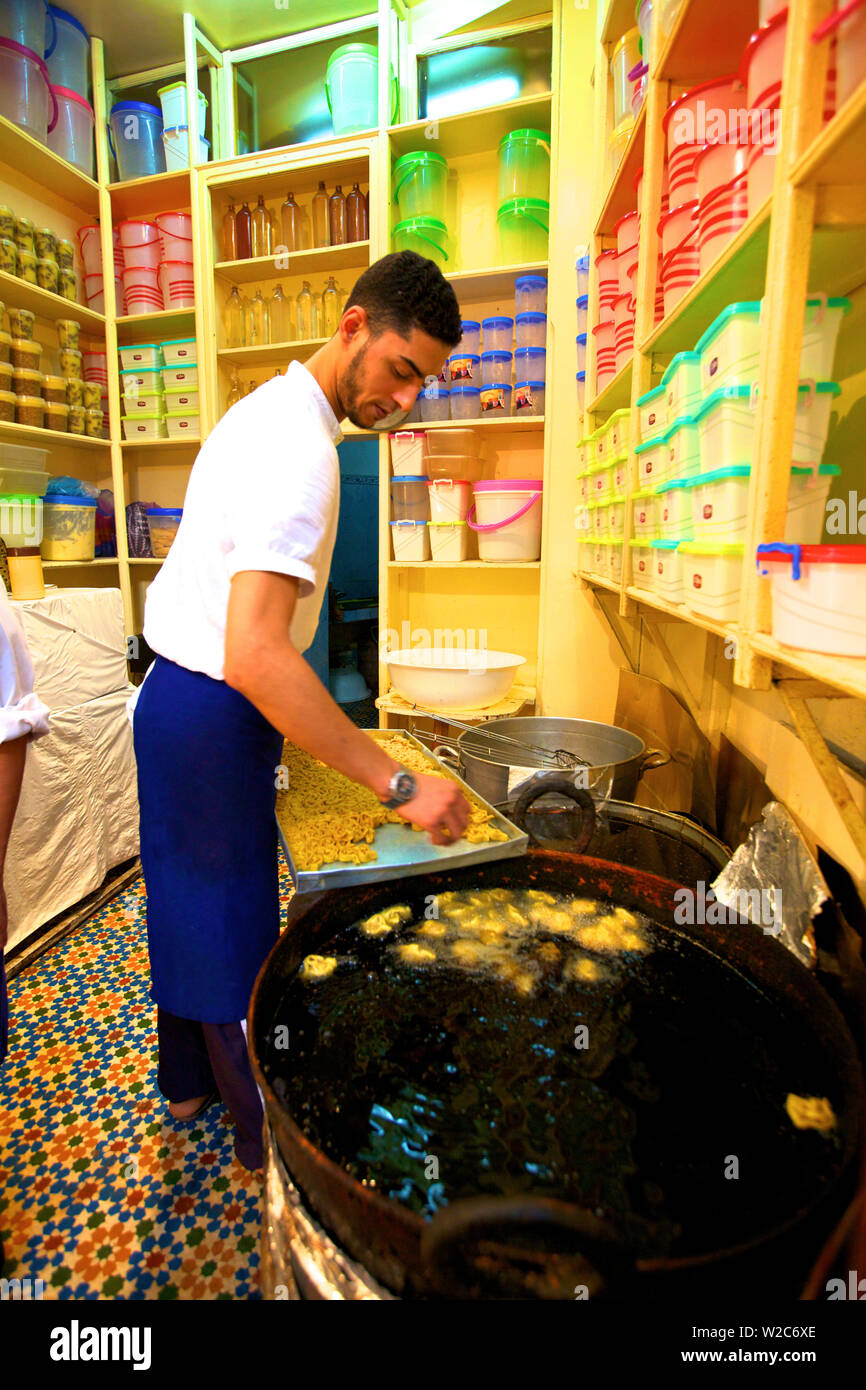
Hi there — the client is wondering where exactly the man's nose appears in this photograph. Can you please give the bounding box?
[392,382,418,411]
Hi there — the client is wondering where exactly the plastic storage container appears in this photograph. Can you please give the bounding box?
[165,410,198,439]
[393,215,447,267]
[122,389,163,415]
[159,259,195,309]
[155,209,193,261]
[0,0,50,54]
[392,150,448,222]
[0,35,56,142]
[428,478,473,522]
[515,311,547,349]
[650,538,683,602]
[0,440,49,495]
[630,538,656,590]
[161,337,196,365]
[325,43,394,136]
[389,429,427,476]
[514,345,546,384]
[46,84,93,174]
[497,197,549,261]
[632,490,658,538]
[429,520,469,563]
[121,411,167,441]
[516,275,547,315]
[576,334,587,374]
[450,384,480,420]
[161,363,197,391]
[756,542,866,655]
[468,478,543,562]
[41,492,96,560]
[458,320,480,356]
[696,297,851,394]
[480,382,511,416]
[45,5,88,97]
[481,350,511,385]
[391,474,430,521]
[610,29,641,126]
[419,382,449,422]
[163,125,209,171]
[576,370,586,414]
[498,128,551,202]
[119,342,162,370]
[448,352,480,383]
[482,316,513,352]
[679,540,744,619]
[156,80,206,131]
[109,100,166,181]
[655,478,694,539]
[146,506,182,558]
[390,519,429,562]
[514,380,545,415]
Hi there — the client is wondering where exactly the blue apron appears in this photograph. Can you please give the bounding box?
[133,656,284,1023]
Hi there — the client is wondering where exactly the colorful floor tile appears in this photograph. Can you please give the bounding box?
[0,857,296,1300]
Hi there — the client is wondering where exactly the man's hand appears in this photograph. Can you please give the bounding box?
[393,771,471,845]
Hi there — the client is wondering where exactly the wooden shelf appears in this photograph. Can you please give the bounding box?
[601,0,639,44]
[415,415,545,432]
[655,0,760,83]
[596,103,646,237]
[129,557,164,565]
[445,263,548,302]
[0,114,100,215]
[577,569,621,594]
[388,94,553,161]
[626,585,736,640]
[120,436,201,449]
[388,562,542,570]
[0,421,109,450]
[748,633,866,701]
[115,308,196,344]
[376,683,537,719]
[794,82,866,190]
[588,359,633,414]
[215,241,370,285]
[108,169,191,221]
[0,269,105,336]
[217,337,326,367]
[641,197,771,356]
[43,557,118,568]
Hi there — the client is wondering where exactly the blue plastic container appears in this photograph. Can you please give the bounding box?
[0,0,50,56]
[514,344,546,384]
[481,349,512,385]
[109,99,165,180]
[44,4,87,98]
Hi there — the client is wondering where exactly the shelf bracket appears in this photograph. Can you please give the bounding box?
[776,680,866,866]
[590,588,640,672]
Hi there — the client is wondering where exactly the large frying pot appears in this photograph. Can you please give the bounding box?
[250,790,864,1300]
[432,716,669,805]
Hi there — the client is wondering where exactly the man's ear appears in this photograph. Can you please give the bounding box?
[340,304,367,343]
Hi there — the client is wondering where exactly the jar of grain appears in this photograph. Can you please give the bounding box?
[0,330,12,363]
[43,373,67,403]
[9,308,34,339]
[84,407,103,437]
[11,338,42,371]
[36,258,59,293]
[16,394,45,428]
[12,366,43,396]
[67,404,85,434]
[18,250,37,284]
[45,400,69,432]
[56,319,80,350]
[0,389,15,422]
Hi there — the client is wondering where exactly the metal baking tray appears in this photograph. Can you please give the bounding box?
[277,730,528,894]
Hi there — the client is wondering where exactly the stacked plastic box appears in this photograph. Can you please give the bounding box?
[119,337,198,441]
[575,408,631,585]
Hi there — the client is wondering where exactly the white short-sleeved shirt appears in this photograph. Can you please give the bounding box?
[143,362,343,681]
[0,583,50,743]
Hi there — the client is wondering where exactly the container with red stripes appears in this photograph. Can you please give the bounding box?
[658,200,700,317]
[596,249,619,313]
[612,291,635,374]
[83,350,108,388]
[614,209,639,258]
[695,141,750,277]
[77,225,101,275]
[84,271,104,314]
[159,260,194,308]
[122,264,164,315]
[662,77,742,206]
[592,319,617,392]
[155,210,193,262]
[744,8,838,119]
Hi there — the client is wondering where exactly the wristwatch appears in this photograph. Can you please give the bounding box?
[381,765,417,809]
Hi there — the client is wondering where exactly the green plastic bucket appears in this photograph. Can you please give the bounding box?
[497,197,550,262]
[393,216,448,267]
[325,43,397,135]
[393,150,449,222]
[498,128,551,202]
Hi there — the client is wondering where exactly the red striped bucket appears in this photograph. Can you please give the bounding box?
[159,260,194,308]
[658,200,700,317]
[613,291,635,372]
[614,209,640,258]
[663,77,742,205]
[592,319,617,389]
[596,249,619,312]
[695,141,750,276]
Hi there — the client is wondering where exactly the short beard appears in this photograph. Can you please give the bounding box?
[338,340,409,432]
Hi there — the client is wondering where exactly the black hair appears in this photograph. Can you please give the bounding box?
[345,251,462,349]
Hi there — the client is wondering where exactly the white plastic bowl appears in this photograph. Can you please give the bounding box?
[385,648,524,710]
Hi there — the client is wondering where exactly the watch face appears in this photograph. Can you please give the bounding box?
[394,771,415,801]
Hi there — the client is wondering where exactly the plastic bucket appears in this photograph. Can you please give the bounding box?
[596,248,619,312]
[757,543,866,655]
[121,236,160,270]
[497,128,551,202]
[122,263,164,314]
[389,429,427,476]
[393,215,447,267]
[159,259,194,308]
[496,197,549,262]
[390,519,429,562]
[593,319,616,388]
[156,80,207,132]
[662,76,741,202]
[83,270,103,312]
[390,475,430,522]
[0,35,56,141]
[109,100,165,180]
[613,291,635,371]
[118,217,159,250]
[812,0,866,110]
[468,479,543,561]
[429,520,469,563]
[76,223,100,273]
[155,209,193,260]
[0,0,50,55]
[614,209,640,258]
[46,83,92,173]
[610,28,641,126]
[41,492,96,560]
[326,42,394,135]
[695,140,750,276]
[163,125,209,171]
[659,199,699,315]
[44,4,88,97]
[393,150,448,222]
[428,478,473,522]
[740,9,787,109]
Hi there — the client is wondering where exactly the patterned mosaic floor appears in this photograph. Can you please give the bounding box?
[0,859,295,1300]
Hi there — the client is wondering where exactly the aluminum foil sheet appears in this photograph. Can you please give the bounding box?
[711,801,828,969]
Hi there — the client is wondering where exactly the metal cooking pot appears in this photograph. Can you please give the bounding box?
[432,716,669,805]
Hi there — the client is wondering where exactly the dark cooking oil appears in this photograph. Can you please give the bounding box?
[265,895,844,1258]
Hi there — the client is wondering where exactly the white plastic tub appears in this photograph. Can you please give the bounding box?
[47,84,93,175]
[161,363,197,391]
[598,538,623,583]
[788,464,839,543]
[757,542,866,656]
[656,478,694,539]
[662,351,702,420]
[468,478,542,562]
[802,296,851,379]
[679,541,744,619]
[697,297,850,394]
[429,520,469,562]
[586,461,614,502]
[635,430,670,488]
[607,493,626,538]
[637,382,666,440]
[611,450,630,496]
[632,490,658,538]
[385,648,524,711]
[515,312,547,349]
[121,365,163,396]
[164,385,198,413]
[688,461,840,544]
[119,342,162,370]
[166,409,199,438]
[696,382,840,472]
[389,429,427,476]
[122,390,164,415]
[161,337,196,365]
[586,500,606,538]
[650,539,682,602]
[666,413,701,480]
[577,470,591,503]
[482,316,513,352]
[157,80,207,131]
[121,411,167,441]
[428,478,473,522]
[630,539,655,590]
[390,519,430,562]
[163,126,209,170]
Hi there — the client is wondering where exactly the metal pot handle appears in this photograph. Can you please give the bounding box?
[640,748,670,772]
[510,773,596,853]
[432,743,460,771]
[420,1195,631,1300]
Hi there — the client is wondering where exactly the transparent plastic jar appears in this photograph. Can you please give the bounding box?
[482,316,513,352]
[514,345,546,384]
[515,312,547,349]
[450,384,481,420]
[458,320,481,355]
[515,274,547,315]
[419,383,449,423]
[481,350,512,385]
[480,382,511,417]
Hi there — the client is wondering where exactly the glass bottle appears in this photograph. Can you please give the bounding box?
[280,191,301,253]
[337,284,349,317]
[364,189,369,238]
[247,289,267,345]
[323,275,340,336]
[224,285,245,347]
[247,379,257,397]
[297,280,313,340]
[268,207,278,255]
[346,183,365,243]
[312,289,324,338]
[222,201,238,260]
[226,367,242,410]
[269,285,292,343]
[251,195,269,258]
[235,201,252,259]
[329,184,346,245]
[312,179,329,248]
